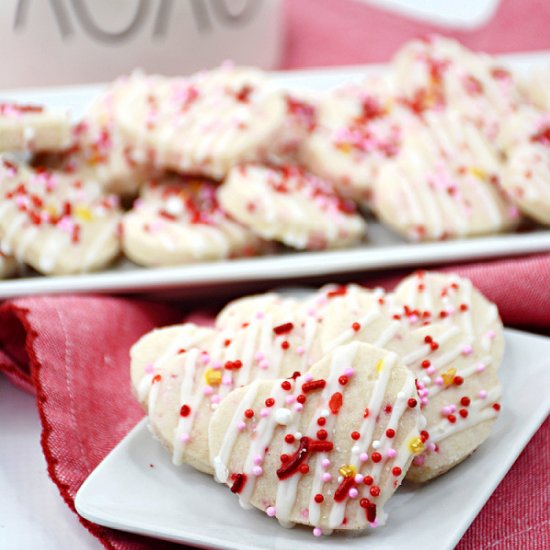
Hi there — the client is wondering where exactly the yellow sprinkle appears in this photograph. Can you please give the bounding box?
[469,167,486,180]
[46,205,58,218]
[336,142,352,154]
[442,368,457,386]
[338,464,357,478]
[75,205,93,222]
[408,436,425,455]
[375,359,384,373]
[204,368,222,386]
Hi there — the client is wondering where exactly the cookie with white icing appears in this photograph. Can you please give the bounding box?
[209,341,424,534]
[300,74,417,206]
[0,252,17,278]
[218,164,367,250]
[0,102,71,153]
[116,67,287,179]
[0,157,121,275]
[391,35,522,141]
[497,106,550,225]
[59,76,154,196]
[373,110,519,241]
[133,303,318,474]
[122,177,266,267]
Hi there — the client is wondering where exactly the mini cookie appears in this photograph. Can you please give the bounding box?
[391,35,522,141]
[133,301,321,474]
[300,74,417,206]
[209,341,424,534]
[60,76,153,196]
[116,67,287,179]
[0,102,71,153]
[497,107,550,225]
[122,177,266,267]
[218,164,367,250]
[0,252,17,278]
[373,110,519,241]
[0,157,121,275]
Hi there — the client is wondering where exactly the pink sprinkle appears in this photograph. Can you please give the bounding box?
[449,404,456,413]
[369,520,379,528]
[259,359,269,370]
[462,345,473,356]
[413,454,426,466]
[296,347,305,356]
[359,452,369,462]
[321,472,332,483]
[200,353,210,365]
[237,421,246,431]
[421,397,429,406]
[354,474,364,484]
[212,360,223,369]
[486,330,496,340]
[386,448,397,458]
[252,466,263,476]
[409,314,419,324]
[285,395,295,404]
[321,458,331,468]
[222,374,233,385]
[313,527,323,537]
[427,366,436,375]
[478,390,488,399]
[255,351,265,361]
[348,488,359,499]
[442,406,453,416]
[255,311,265,320]
[181,433,190,443]
[203,386,213,396]
[253,455,262,465]
[344,367,355,377]
[476,362,486,373]
[428,442,436,452]
[294,403,304,412]
[304,373,314,382]
[435,377,444,386]
[266,506,276,517]
[144,364,154,374]
[210,395,221,404]
[260,408,269,417]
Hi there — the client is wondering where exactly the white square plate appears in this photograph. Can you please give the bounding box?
[2,52,550,299]
[75,328,550,549]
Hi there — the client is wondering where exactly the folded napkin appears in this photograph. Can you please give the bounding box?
[1,252,549,550]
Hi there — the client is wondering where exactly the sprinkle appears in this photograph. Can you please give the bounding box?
[252,466,263,476]
[244,409,254,419]
[349,488,359,499]
[294,403,304,412]
[302,379,326,393]
[321,458,331,468]
[351,431,360,441]
[359,452,369,463]
[221,374,233,385]
[344,367,355,377]
[253,455,263,465]
[259,359,269,369]
[476,363,486,373]
[237,421,246,431]
[371,452,382,463]
[338,464,356,478]
[462,345,473,356]
[442,368,456,386]
[363,475,373,485]
[386,448,397,458]
[329,392,343,414]
[352,322,361,332]
[180,404,191,417]
[478,390,488,399]
[275,408,292,425]
[266,506,276,517]
[203,386,213,396]
[372,440,381,449]
[408,398,417,408]
[408,436,425,454]
[314,493,324,504]
[370,486,380,497]
[313,527,323,537]
[338,375,349,385]
[392,466,402,476]
[322,472,332,483]
[435,376,444,386]
[427,366,436,375]
[375,359,384,373]
[273,322,294,335]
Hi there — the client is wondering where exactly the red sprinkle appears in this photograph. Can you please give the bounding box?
[244,409,254,419]
[460,397,471,407]
[317,417,326,426]
[493,403,501,411]
[281,381,292,391]
[299,463,310,475]
[424,335,433,344]
[285,434,295,444]
[420,430,430,443]
[230,473,247,494]
[302,379,326,393]
[152,374,162,383]
[363,475,373,485]
[334,476,356,503]
[314,494,324,504]
[351,431,360,441]
[366,502,377,522]
[265,398,275,407]
[392,466,402,476]
[277,438,310,480]
[317,429,327,440]
[281,341,290,350]
[352,322,361,332]
[448,414,457,424]
[453,376,464,386]
[296,394,306,404]
[180,404,191,417]
[370,486,381,497]
[459,409,468,418]
[326,286,347,298]
[371,452,382,463]
[309,440,334,453]
[273,322,294,335]
[408,398,417,408]
[386,428,395,439]
[421,360,431,369]
[329,392,343,414]
[459,304,469,312]
[338,375,349,386]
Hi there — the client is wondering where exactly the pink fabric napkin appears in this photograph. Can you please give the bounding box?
[1,253,549,549]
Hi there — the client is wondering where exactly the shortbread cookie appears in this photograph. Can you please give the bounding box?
[0,157,121,275]
[391,35,522,140]
[0,252,17,278]
[497,107,550,225]
[218,164,367,250]
[116,67,287,179]
[0,102,71,153]
[373,110,519,241]
[132,301,321,473]
[60,76,153,196]
[122,177,266,266]
[300,74,417,205]
[209,341,424,533]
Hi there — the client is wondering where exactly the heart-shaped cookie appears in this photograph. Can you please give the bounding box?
[209,341,424,533]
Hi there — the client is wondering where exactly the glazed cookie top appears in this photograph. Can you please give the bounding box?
[209,341,425,534]
[0,157,121,274]
[115,66,287,179]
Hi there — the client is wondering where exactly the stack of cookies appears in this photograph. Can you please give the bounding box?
[131,271,504,536]
[2,35,550,278]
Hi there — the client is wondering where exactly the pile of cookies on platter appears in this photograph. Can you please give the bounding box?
[2,34,550,279]
[131,271,504,536]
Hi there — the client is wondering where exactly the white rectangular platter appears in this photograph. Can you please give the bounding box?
[2,51,550,298]
[75,328,550,550]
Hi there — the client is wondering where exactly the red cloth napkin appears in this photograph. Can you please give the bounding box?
[1,253,549,550]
